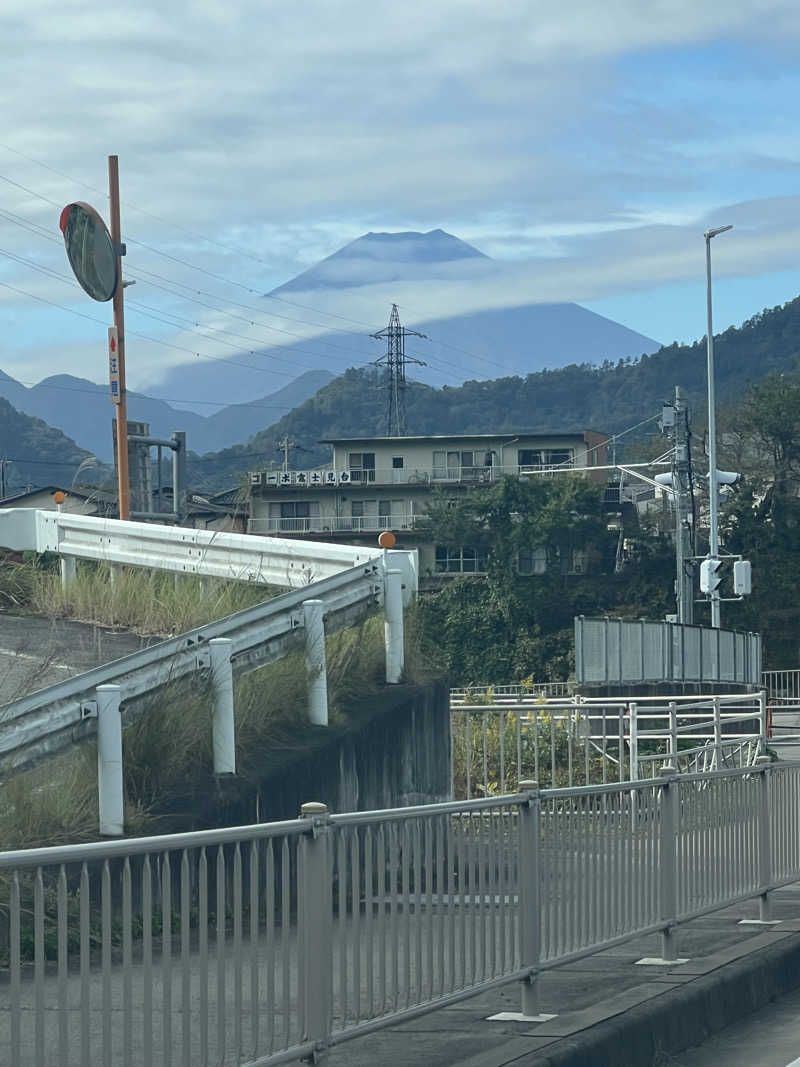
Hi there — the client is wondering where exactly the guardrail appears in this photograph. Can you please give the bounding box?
[0,512,418,826]
[2,761,797,1065]
[0,508,388,588]
[0,561,384,779]
[450,691,767,798]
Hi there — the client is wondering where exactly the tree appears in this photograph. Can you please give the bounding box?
[415,475,647,683]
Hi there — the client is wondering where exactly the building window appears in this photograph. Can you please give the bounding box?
[348,452,376,482]
[392,456,404,469]
[518,546,548,575]
[268,500,320,532]
[518,448,574,472]
[434,546,487,573]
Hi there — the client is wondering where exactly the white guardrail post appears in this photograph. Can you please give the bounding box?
[60,556,76,592]
[518,779,543,1017]
[384,566,404,684]
[209,639,236,775]
[303,599,329,726]
[755,755,774,922]
[300,801,333,1056]
[96,685,124,837]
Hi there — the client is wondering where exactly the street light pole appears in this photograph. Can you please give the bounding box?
[704,224,732,629]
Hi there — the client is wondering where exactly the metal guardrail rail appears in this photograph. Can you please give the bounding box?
[0,508,389,587]
[2,761,798,1065]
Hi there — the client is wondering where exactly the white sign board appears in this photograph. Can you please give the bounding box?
[108,327,120,405]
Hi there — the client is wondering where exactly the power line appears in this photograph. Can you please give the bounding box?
[0,159,539,383]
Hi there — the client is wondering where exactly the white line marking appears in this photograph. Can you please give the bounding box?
[0,648,72,671]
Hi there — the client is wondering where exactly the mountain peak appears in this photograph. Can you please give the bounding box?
[269,228,488,294]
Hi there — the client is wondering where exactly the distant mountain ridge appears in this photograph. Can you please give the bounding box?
[188,295,800,491]
[0,369,334,461]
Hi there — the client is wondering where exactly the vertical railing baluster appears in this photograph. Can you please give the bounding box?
[198,848,209,1066]
[351,829,362,1026]
[11,871,21,1065]
[265,840,275,1055]
[162,852,173,1067]
[122,857,132,1067]
[80,862,91,1067]
[143,855,153,1067]
[181,850,191,1067]
[234,842,243,1060]
[217,846,227,1064]
[101,860,112,1066]
[250,840,260,1060]
[34,866,46,1067]
[58,864,69,1065]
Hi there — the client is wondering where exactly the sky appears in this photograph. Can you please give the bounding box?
[1,0,800,409]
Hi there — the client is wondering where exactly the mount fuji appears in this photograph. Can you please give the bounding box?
[150,229,660,411]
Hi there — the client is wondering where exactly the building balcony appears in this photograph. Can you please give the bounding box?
[248,514,418,536]
[248,462,576,490]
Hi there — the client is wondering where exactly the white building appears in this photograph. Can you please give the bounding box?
[248,431,609,576]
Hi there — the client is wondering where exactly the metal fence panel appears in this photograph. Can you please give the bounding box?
[3,762,799,1066]
[575,617,760,687]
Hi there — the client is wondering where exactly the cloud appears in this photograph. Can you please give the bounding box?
[1,1,800,391]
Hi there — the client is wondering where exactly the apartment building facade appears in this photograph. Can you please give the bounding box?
[248,431,609,575]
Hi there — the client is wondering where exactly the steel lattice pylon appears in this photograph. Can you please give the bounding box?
[371,304,426,436]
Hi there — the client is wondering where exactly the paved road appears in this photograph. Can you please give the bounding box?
[672,984,800,1066]
[0,612,159,703]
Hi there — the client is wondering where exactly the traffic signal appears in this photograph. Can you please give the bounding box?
[700,558,723,593]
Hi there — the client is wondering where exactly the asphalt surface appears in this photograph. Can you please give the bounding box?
[0,612,159,703]
[672,984,800,1066]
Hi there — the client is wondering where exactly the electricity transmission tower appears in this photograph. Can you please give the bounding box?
[372,304,427,436]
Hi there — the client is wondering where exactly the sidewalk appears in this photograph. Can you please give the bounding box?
[326,884,800,1067]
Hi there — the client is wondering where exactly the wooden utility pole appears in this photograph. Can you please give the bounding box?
[108,156,131,521]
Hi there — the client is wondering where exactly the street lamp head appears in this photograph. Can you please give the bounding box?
[704,224,733,241]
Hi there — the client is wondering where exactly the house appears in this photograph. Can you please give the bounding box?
[0,484,118,517]
[248,431,609,575]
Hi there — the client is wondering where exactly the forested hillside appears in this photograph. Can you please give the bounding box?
[0,398,94,493]
[190,296,800,490]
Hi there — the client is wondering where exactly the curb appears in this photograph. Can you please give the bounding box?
[520,929,800,1066]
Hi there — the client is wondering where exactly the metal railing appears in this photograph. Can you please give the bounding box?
[248,514,417,535]
[763,668,800,701]
[248,462,579,490]
[450,692,767,798]
[3,762,799,1064]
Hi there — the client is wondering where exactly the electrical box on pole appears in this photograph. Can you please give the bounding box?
[733,559,752,596]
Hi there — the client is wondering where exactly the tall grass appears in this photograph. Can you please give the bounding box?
[31,561,276,635]
[0,613,422,847]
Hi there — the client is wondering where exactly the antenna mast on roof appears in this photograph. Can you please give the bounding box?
[372,304,427,436]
